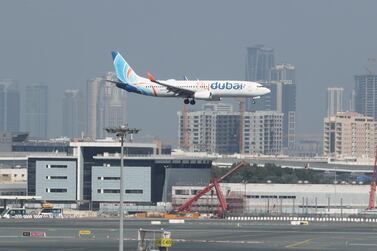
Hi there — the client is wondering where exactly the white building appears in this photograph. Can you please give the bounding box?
[172,183,371,215]
[327,87,344,117]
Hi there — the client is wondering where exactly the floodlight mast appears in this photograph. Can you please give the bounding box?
[104,125,140,251]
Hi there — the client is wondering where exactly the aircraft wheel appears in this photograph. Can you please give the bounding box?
[184,98,189,104]
[190,99,196,105]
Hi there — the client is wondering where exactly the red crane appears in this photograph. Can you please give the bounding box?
[368,149,377,209]
[177,160,247,216]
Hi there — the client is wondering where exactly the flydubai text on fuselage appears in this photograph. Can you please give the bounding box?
[110,51,270,105]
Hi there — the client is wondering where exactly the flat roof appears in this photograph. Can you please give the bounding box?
[93,154,213,161]
[0,196,41,200]
[70,141,157,148]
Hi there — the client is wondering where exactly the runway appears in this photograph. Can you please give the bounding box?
[0,218,377,250]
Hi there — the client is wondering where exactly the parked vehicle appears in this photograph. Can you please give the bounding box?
[39,208,63,218]
[1,208,26,218]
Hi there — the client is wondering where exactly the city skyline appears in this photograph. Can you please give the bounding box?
[0,1,376,145]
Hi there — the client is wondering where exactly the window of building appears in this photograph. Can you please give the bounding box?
[98,177,121,180]
[103,189,120,194]
[125,189,143,194]
[46,176,68,180]
[175,189,189,195]
[51,176,68,180]
[49,188,67,193]
[47,165,67,169]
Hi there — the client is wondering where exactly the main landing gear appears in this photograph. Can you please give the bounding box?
[184,98,196,105]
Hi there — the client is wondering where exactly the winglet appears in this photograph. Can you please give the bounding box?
[147,71,155,81]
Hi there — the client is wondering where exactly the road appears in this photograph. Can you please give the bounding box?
[0,218,377,250]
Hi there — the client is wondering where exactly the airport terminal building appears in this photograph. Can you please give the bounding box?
[25,140,212,209]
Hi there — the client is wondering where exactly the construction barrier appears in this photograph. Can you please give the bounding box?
[168,219,185,224]
[226,216,377,223]
[151,221,162,225]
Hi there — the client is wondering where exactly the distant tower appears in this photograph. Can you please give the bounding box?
[348,89,356,112]
[24,84,48,139]
[0,80,20,132]
[326,87,344,117]
[355,75,377,120]
[244,45,278,148]
[97,72,127,138]
[62,89,84,138]
[86,73,127,139]
[86,77,102,139]
[245,45,275,82]
[270,64,296,84]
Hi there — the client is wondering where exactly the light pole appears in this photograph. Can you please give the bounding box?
[105,125,140,251]
[242,179,247,215]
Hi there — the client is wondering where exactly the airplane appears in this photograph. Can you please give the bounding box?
[109,51,270,105]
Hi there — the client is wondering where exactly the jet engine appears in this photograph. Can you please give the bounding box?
[194,91,220,101]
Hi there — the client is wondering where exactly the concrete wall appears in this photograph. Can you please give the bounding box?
[35,160,77,201]
[91,166,151,202]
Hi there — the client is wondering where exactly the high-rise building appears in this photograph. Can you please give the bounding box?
[86,73,127,139]
[348,89,356,112]
[178,104,235,153]
[247,80,296,150]
[354,75,377,120]
[0,80,20,132]
[245,45,275,81]
[178,104,283,155]
[326,87,344,117]
[86,77,102,139]
[24,84,48,139]
[323,112,377,158]
[245,45,275,112]
[270,64,296,84]
[243,111,283,155]
[62,90,84,138]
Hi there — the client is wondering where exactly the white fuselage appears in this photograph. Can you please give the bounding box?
[131,79,270,99]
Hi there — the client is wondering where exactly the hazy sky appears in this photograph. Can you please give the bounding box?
[1,0,377,145]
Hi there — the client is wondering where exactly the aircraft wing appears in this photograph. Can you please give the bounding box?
[147,72,194,97]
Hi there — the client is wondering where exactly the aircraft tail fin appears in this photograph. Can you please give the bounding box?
[111,51,142,83]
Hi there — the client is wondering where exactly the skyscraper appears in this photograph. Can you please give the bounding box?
[245,45,276,112]
[86,77,102,139]
[326,87,344,117]
[62,89,84,138]
[86,73,127,139]
[270,64,296,84]
[245,45,275,81]
[355,75,377,120]
[24,84,48,139]
[0,80,20,132]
